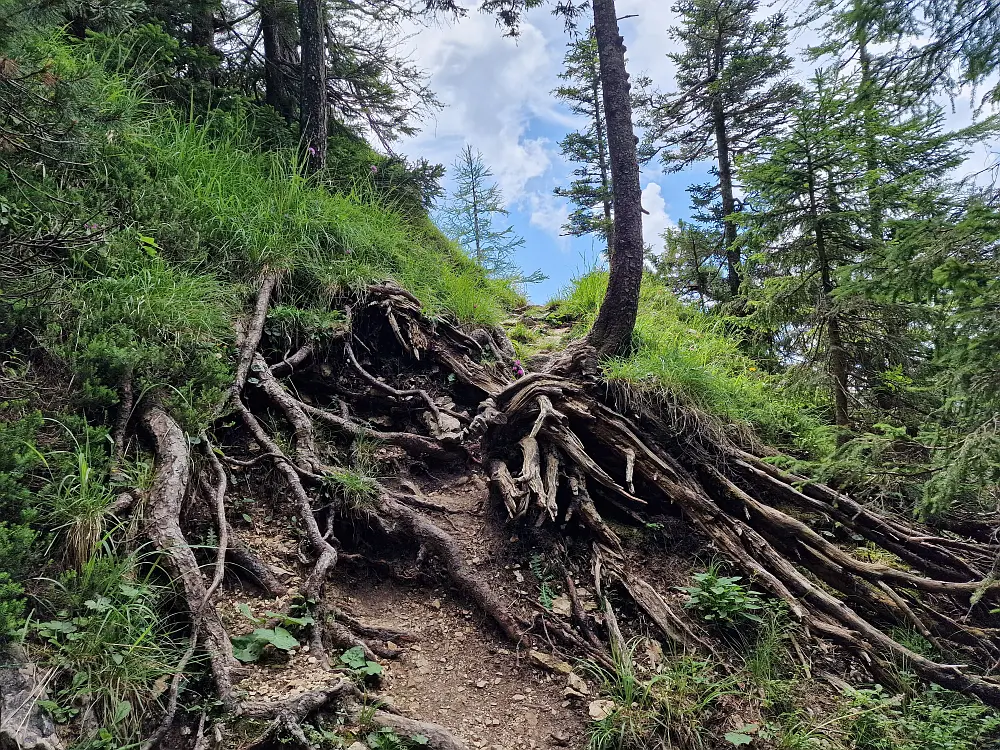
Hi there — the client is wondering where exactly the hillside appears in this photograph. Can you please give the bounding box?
[3,7,1000,750]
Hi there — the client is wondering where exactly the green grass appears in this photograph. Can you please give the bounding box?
[30,549,182,747]
[583,639,739,750]
[120,109,519,326]
[551,272,835,455]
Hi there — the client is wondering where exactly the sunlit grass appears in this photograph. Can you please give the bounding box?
[551,271,835,455]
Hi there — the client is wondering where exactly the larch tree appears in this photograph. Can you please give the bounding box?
[641,0,798,301]
[440,145,538,282]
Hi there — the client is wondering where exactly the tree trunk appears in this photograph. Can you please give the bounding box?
[469,150,484,265]
[587,0,644,358]
[712,99,740,299]
[263,0,299,123]
[298,0,328,173]
[711,34,740,300]
[190,8,215,50]
[588,40,615,261]
[806,149,851,441]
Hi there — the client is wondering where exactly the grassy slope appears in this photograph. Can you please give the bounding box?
[548,271,836,458]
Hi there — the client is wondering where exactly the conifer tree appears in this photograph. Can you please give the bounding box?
[440,146,540,282]
[553,30,615,258]
[653,220,726,310]
[641,0,798,301]
[738,69,989,443]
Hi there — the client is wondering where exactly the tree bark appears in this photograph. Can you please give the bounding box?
[805,149,851,440]
[588,38,615,260]
[587,0,644,358]
[298,0,328,172]
[263,0,300,123]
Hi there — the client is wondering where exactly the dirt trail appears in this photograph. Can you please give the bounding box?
[219,466,591,748]
[332,474,589,748]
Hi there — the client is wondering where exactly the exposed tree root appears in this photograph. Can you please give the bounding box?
[141,405,236,709]
[473,360,1000,705]
[127,278,1000,750]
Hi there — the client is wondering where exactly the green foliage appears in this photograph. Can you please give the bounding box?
[324,468,379,515]
[508,321,537,343]
[552,29,628,254]
[529,553,558,610]
[842,683,1000,750]
[365,727,429,749]
[30,551,180,746]
[680,565,764,626]
[340,646,384,678]
[585,640,738,750]
[231,626,300,663]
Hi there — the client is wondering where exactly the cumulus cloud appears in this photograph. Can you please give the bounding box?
[399,12,570,201]
[641,182,673,256]
[524,191,572,251]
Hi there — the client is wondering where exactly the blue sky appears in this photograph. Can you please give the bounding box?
[397,0,998,303]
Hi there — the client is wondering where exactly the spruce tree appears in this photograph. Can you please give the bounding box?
[553,30,615,258]
[641,0,798,301]
[738,69,990,444]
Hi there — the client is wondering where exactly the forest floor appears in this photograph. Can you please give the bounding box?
[206,309,711,749]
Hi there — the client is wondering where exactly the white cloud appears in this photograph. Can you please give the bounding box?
[399,13,570,201]
[641,182,673,255]
[525,191,572,251]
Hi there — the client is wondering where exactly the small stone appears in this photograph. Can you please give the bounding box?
[347,743,369,750]
[549,731,569,747]
[566,672,589,695]
[513,570,524,583]
[476,679,488,689]
[529,649,572,675]
[550,595,572,617]
[307,656,318,665]
[511,694,525,701]
[589,699,616,721]
[430,599,442,610]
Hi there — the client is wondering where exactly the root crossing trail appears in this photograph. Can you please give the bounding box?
[130,284,1000,749]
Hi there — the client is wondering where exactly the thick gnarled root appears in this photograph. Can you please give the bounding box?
[479,370,1000,706]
